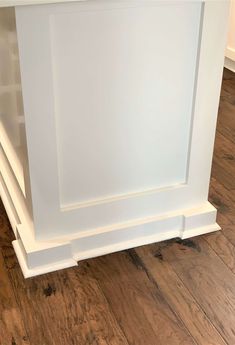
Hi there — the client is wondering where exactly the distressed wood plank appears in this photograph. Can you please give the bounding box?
[217,100,235,145]
[87,250,196,345]
[135,244,227,345]
[0,200,129,345]
[153,237,235,344]
[211,132,235,190]
[209,177,235,245]
[0,207,30,345]
[0,251,30,345]
[4,260,129,345]
[204,231,235,274]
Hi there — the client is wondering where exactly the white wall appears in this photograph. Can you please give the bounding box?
[225,1,235,71]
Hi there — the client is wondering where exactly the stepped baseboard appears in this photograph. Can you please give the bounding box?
[0,170,220,277]
[225,57,235,73]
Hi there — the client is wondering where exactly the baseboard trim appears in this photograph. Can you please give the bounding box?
[74,223,221,262]
[0,156,220,278]
[12,240,77,278]
[181,223,220,239]
[11,215,220,278]
[225,57,235,73]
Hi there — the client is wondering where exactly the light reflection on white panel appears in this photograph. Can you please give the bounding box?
[51,2,202,206]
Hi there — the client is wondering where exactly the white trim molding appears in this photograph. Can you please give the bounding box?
[3,175,219,278]
[0,148,220,278]
[225,56,235,73]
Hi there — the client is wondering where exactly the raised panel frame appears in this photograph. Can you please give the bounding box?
[15,0,229,240]
[50,1,202,209]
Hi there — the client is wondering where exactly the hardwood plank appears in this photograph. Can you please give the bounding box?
[214,68,235,145]
[0,203,30,345]
[204,231,235,274]
[1,237,70,344]
[0,201,128,345]
[211,132,235,190]
[209,177,235,219]
[217,101,235,145]
[211,161,235,191]
[220,68,235,102]
[209,177,235,245]
[3,258,129,345]
[0,251,30,345]
[153,236,235,344]
[87,250,196,345]
[135,244,227,345]
[6,261,131,345]
[220,68,235,104]
[66,265,129,345]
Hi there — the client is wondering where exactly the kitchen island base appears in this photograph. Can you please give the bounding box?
[0,0,229,277]
[2,172,220,277]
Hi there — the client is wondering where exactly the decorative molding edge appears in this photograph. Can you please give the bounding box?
[60,182,186,212]
[14,205,220,278]
[0,167,219,278]
[0,123,26,197]
[12,240,77,278]
[225,57,235,73]
[226,47,235,62]
[0,138,220,278]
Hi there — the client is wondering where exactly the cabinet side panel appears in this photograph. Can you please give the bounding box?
[0,7,32,216]
[13,1,229,239]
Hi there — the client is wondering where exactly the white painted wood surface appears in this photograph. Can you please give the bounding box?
[0,0,230,277]
[0,0,224,8]
[53,2,200,207]
[0,0,83,7]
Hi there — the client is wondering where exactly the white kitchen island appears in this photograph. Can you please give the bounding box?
[0,0,230,277]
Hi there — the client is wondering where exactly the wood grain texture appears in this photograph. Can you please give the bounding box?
[86,251,195,345]
[154,237,235,344]
[204,231,235,274]
[0,252,29,345]
[212,132,235,190]
[214,68,235,167]
[135,243,227,345]
[1,230,128,345]
[1,68,235,345]
[0,202,30,345]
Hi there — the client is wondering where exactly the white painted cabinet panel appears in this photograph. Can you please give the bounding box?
[0,0,230,277]
[53,3,201,206]
[0,8,32,234]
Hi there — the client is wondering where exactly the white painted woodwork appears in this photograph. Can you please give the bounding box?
[225,0,235,72]
[0,8,32,221]
[0,0,230,277]
[53,2,201,207]
[0,0,84,7]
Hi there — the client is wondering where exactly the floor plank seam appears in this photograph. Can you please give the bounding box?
[135,246,230,345]
[89,269,132,345]
[131,249,200,345]
[202,235,235,278]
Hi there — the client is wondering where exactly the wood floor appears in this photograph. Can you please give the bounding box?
[1,68,235,345]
